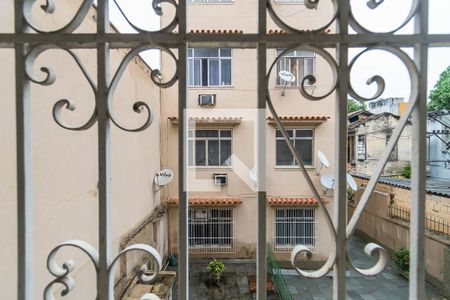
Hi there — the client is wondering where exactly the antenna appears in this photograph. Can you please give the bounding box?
[279,70,296,96]
[320,173,335,195]
[316,150,330,175]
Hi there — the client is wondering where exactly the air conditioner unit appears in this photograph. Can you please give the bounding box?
[198,94,216,107]
[213,173,227,186]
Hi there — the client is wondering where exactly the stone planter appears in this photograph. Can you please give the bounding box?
[123,270,176,300]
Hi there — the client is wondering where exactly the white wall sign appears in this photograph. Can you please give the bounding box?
[278,70,296,83]
[154,169,174,186]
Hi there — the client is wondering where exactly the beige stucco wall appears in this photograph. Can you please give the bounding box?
[0,3,166,299]
[160,2,337,260]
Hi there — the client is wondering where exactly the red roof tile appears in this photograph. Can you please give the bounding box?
[167,197,242,207]
[267,116,330,121]
[190,29,243,34]
[267,197,319,206]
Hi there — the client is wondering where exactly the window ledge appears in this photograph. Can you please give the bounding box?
[188,86,234,90]
[273,85,316,89]
[274,166,315,170]
[188,166,232,170]
[188,1,234,4]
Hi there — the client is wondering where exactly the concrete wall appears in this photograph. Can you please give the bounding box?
[0,3,166,299]
[353,177,450,222]
[355,115,412,176]
[160,1,337,260]
[349,188,450,297]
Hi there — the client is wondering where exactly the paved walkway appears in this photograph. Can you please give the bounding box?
[168,237,444,299]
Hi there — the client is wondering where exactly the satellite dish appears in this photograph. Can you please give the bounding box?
[346,173,358,192]
[320,173,335,195]
[316,150,330,175]
[140,294,160,300]
[278,70,296,83]
[249,167,257,183]
[279,70,296,96]
[154,169,174,186]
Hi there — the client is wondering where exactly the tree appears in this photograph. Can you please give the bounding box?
[428,66,450,111]
[347,99,367,113]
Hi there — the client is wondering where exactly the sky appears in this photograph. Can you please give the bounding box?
[109,0,450,100]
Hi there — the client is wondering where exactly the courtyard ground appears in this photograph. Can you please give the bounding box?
[167,237,444,299]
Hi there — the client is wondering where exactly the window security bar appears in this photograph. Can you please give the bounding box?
[2,0,448,299]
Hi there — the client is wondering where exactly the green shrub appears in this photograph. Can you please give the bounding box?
[207,258,225,275]
[401,163,411,179]
[393,248,410,272]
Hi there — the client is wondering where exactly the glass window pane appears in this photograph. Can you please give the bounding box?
[220,48,231,57]
[305,58,315,76]
[221,59,231,85]
[276,129,293,137]
[188,48,193,57]
[194,48,219,57]
[276,140,293,165]
[295,129,313,138]
[188,59,194,86]
[195,140,206,166]
[295,140,313,165]
[208,140,219,166]
[208,59,220,86]
[201,59,208,86]
[220,140,232,166]
[194,59,201,86]
[220,130,231,137]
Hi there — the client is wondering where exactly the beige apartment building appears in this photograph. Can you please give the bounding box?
[160,0,337,261]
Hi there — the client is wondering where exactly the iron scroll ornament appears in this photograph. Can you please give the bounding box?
[267,0,419,35]
[265,44,419,278]
[43,241,162,299]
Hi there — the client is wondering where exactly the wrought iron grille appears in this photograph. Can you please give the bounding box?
[1,0,450,299]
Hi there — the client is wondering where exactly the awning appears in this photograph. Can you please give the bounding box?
[168,116,242,125]
[266,115,330,126]
[267,197,319,206]
[166,197,242,207]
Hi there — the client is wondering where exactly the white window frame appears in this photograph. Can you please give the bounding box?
[188,207,235,253]
[189,0,234,3]
[276,49,316,87]
[275,128,314,167]
[188,129,232,167]
[274,207,316,252]
[188,48,232,87]
[357,134,367,161]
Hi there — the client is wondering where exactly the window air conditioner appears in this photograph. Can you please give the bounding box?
[213,174,227,186]
[198,94,216,107]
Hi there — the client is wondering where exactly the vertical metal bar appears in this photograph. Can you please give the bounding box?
[96,0,111,299]
[14,1,32,299]
[257,0,267,297]
[178,0,188,296]
[410,1,428,299]
[334,1,349,299]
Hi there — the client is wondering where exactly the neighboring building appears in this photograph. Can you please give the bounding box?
[0,4,166,299]
[427,110,450,180]
[366,97,406,116]
[347,110,373,170]
[349,112,412,176]
[160,1,337,261]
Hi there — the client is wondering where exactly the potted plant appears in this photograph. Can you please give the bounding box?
[393,247,410,278]
[207,258,225,283]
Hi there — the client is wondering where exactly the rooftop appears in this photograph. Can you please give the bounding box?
[351,173,450,198]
